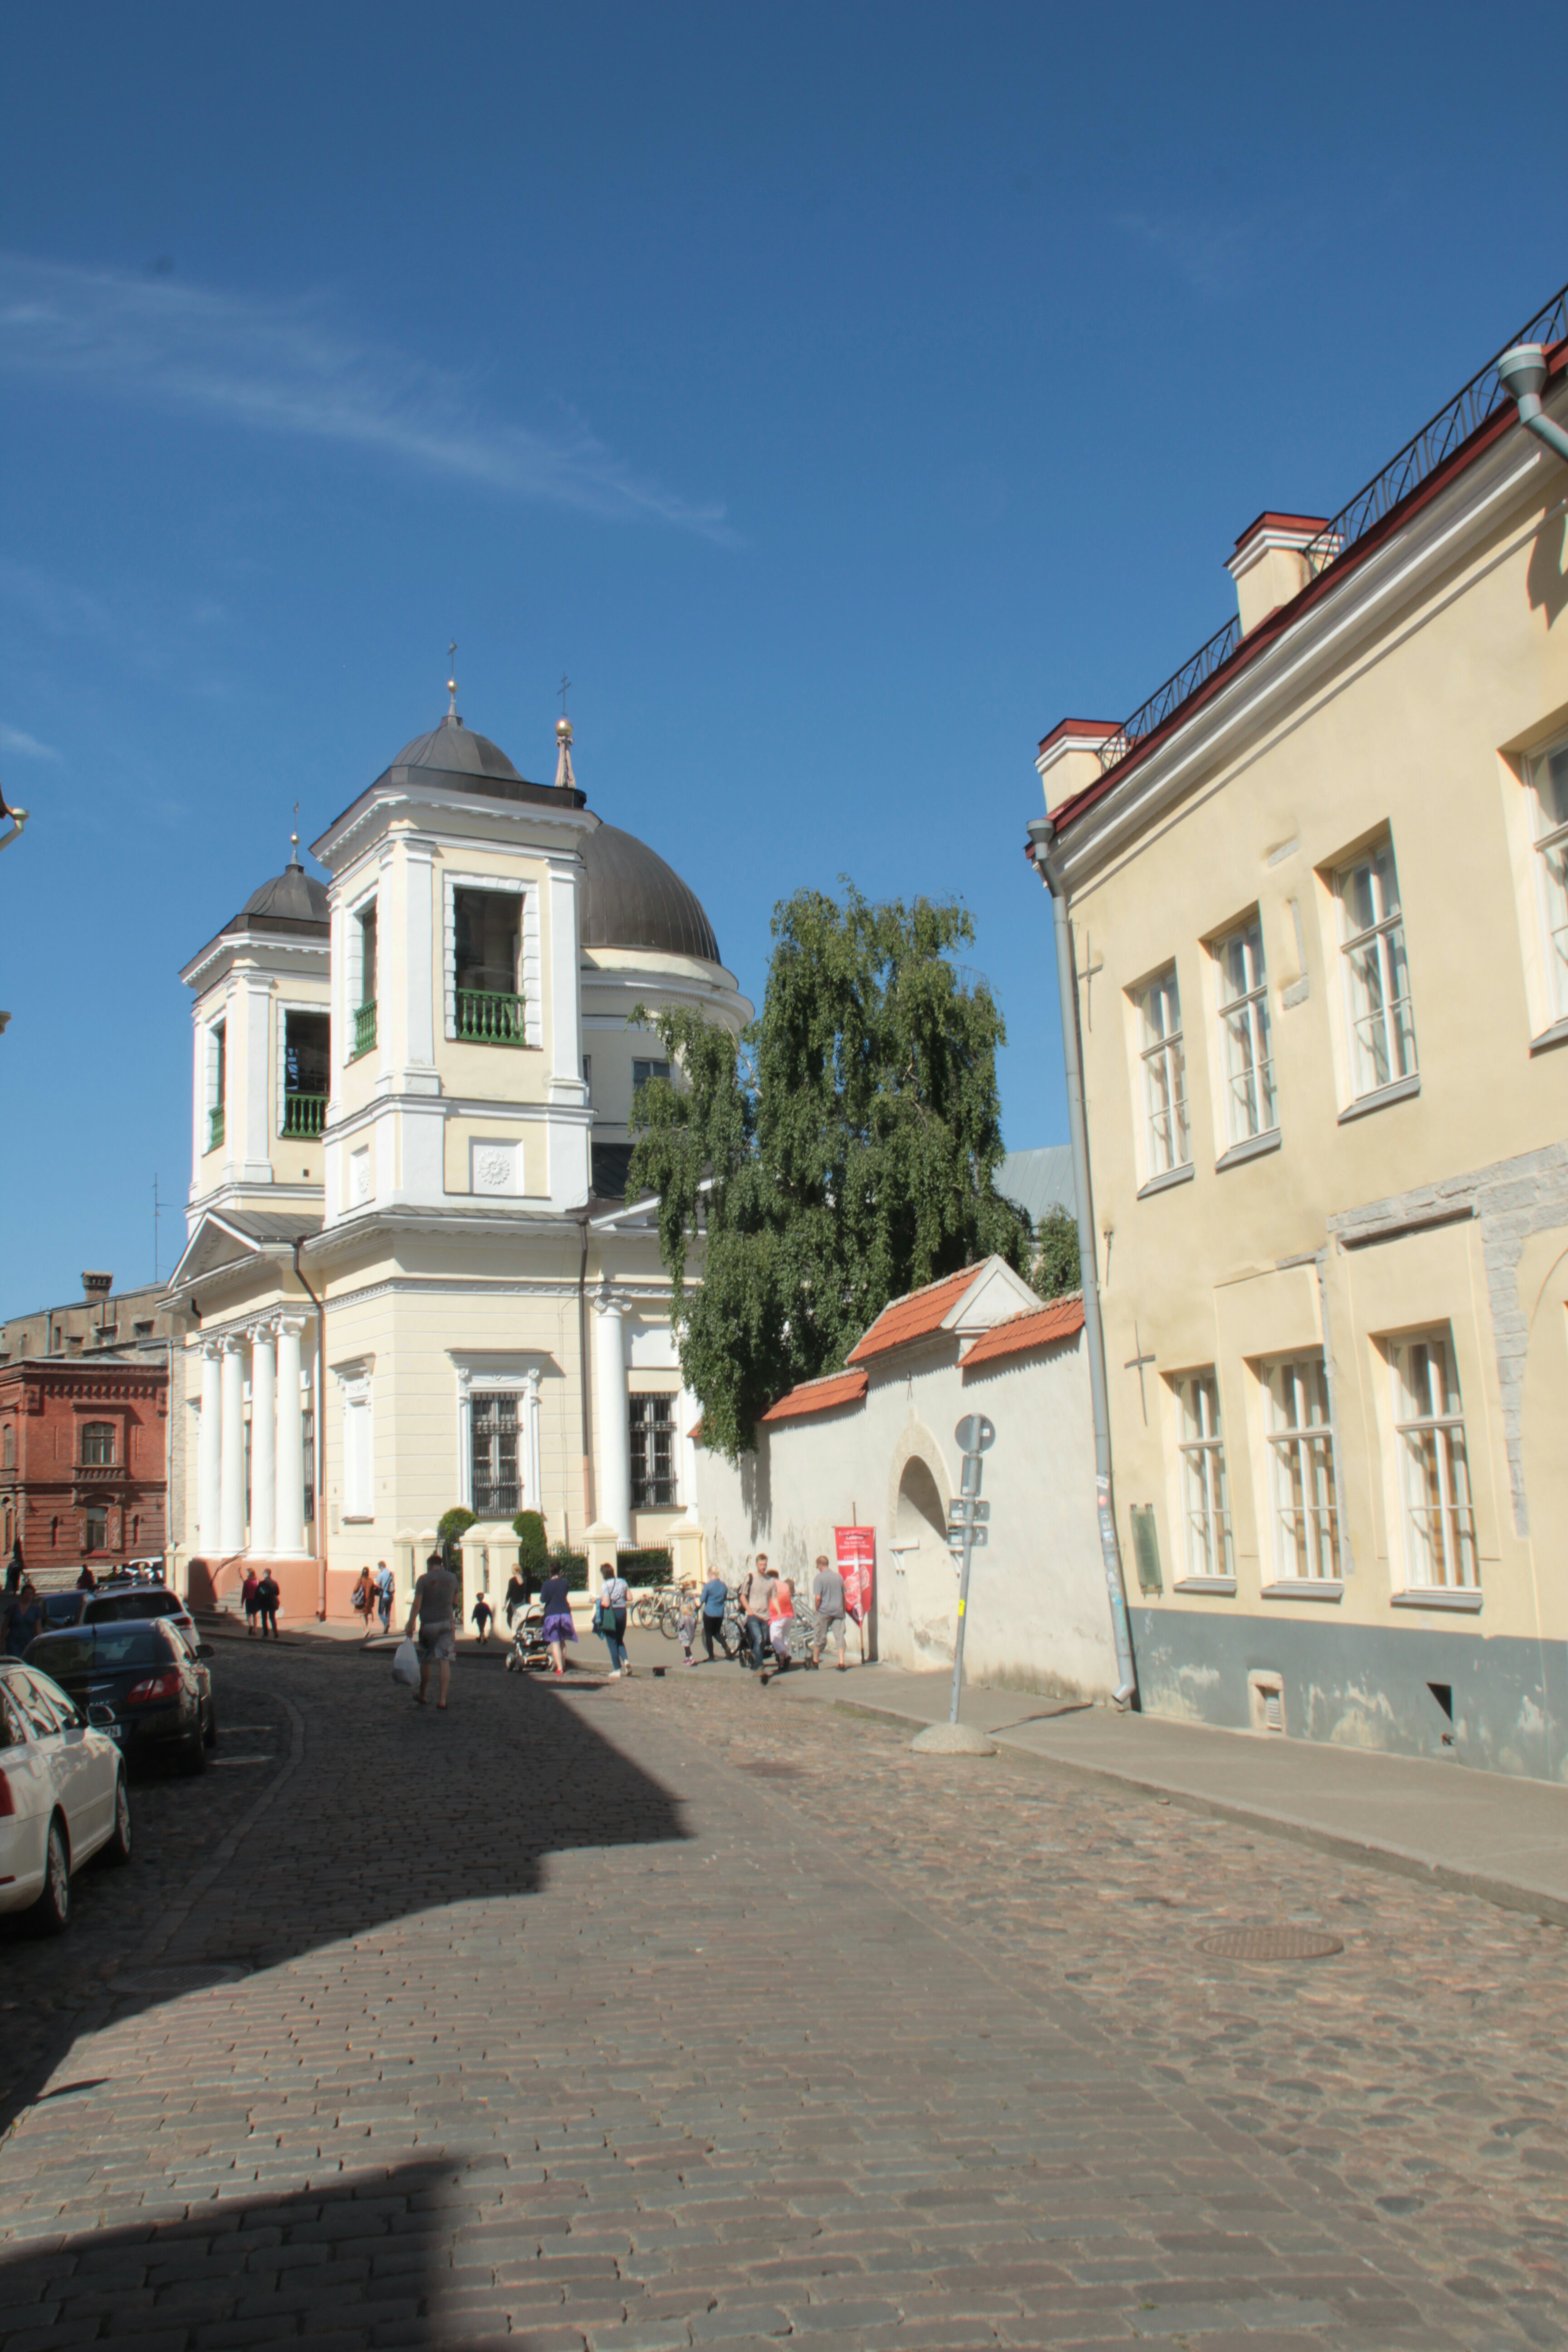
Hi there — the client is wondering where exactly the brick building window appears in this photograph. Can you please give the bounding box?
[1336,838,1416,1097]
[81,1421,115,1466]
[1137,967,1189,1177]
[1389,1331,1477,1590]
[1175,1371,1233,1580]
[629,1396,676,1510]
[2,1423,12,1468]
[1265,1356,1338,1580]
[1215,918,1275,1144]
[471,1392,519,1518]
[83,1504,108,1552]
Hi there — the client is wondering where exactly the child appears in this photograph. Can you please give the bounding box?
[676,1583,698,1666]
[471,1592,494,1646]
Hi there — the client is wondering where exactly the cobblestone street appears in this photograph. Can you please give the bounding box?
[2,1638,1566,2350]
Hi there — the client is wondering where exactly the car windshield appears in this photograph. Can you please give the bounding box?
[29,1628,170,1675]
[42,1595,81,1625]
[88,1592,180,1623]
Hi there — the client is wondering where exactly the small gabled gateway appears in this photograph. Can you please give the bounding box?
[167,689,750,1625]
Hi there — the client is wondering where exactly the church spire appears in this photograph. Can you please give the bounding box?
[554,713,577,793]
[445,640,459,723]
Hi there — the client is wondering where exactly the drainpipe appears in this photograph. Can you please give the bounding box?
[1026,814,1138,1707]
[1497,345,1568,464]
[291,1238,328,1620]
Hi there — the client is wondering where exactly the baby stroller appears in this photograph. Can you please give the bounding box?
[505,1599,550,1673]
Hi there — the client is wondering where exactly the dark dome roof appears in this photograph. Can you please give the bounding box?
[388,713,523,782]
[580,821,720,965]
[239,857,328,927]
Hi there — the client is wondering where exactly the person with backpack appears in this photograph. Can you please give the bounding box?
[352,1564,375,1639]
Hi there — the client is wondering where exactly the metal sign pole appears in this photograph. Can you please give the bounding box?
[947,1509,974,1726]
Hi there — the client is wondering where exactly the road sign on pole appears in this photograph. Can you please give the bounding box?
[947,1415,994,1727]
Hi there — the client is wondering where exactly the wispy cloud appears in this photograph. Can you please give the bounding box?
[0,722,60,760]
[0,255,732,539]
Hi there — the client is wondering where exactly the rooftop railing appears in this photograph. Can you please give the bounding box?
[1098,279,1568,776]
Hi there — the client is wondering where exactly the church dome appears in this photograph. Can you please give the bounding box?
[240,856,329,926]
[579,820,721,965]
[387,713,523,783]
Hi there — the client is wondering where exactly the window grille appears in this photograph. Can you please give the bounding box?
[1336,841,1417,1096]
[81,1421,114,1467]
[1389,1333,1477,1589]
[1175,1372,1232,1578]
[1137,968,1189,1176]
[1215,919,1276,1143]
[471,1392,520,1519]
[1530,740,1568,1021]
[1265,1357,1338,1579]
[629,1395,676,1510]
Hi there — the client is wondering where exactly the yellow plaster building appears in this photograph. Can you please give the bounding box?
[166,698,749,1622]
[1029,289,1568,1777]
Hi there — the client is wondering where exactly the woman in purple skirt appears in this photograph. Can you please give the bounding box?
[538,1563,577,1677]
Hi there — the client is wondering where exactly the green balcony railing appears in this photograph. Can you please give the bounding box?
[207,1105,225,1152]
[455,989,527,1044]
[282,1093,327,1138]
[352,1000,377,1058]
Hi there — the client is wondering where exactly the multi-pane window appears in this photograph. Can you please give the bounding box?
[208,1020,227,1152]
[352,905,378,1058]
[1336,839,1417,1097]
[1215,919,1275,1144]
[1389,1332,1478,1590]
[83,1504,108,1553]
[471,1392,519,1518]
[80,1421,115,1467]
[1137,968,1189,1177]
[1529,738,1568,1021]
[1175,1372,1232,1578]
[629,1395,676,1510]
[454,889,524,1043]
[1265,1357,1338,1580]
[632,1058,671,1092]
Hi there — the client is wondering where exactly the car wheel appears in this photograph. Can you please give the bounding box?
[203,1701,218,1750]
[103,1774,132,1866]
[29,1815,71,1936]
[178,1723,207,1776]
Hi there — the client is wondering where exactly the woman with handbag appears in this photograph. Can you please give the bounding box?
[596,1567,631,1679]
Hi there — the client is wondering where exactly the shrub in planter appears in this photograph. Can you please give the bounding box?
[513,1509,549,1581]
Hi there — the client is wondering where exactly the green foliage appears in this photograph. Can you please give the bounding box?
[549,1543,589,1592]
[512,1509,549,1575]
[628,880,1031,1459]
[436,1506,475,1566]
[1030,1206,1082,1301]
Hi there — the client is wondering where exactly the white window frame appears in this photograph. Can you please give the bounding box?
[206,1019,226,1117]
[629,1392,679,1511]
[276,998,329,1137]
[1335,838,1417,1098]
[1264,1355,1338,1581]
[343,880,379,1068]
[1528,736,1568,1024]
[450,1358,544,1520]
[1137,967,1189,1178]
[1175,1371,1233,1581]
[442,872,543,1048]
[1214,918,1276,1145]
[1387,1330,1478,1591]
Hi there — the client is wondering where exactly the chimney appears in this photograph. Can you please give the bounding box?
[1226,513,1331,635]
[1036,719,1122,814]
[82,1271,113,1308]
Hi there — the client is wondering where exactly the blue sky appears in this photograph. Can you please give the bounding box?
[1,0,1563,1312]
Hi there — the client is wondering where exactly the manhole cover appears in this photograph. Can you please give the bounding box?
[109,1964,249,1995]
[1198,1926,1343,1962]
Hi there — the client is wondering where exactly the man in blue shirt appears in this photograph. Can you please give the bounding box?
[700,1570,730,1662]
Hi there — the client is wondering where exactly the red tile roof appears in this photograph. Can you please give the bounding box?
[759,1368,869,1425]
[960,1294,1084,1369]
[845,1265,985,1365]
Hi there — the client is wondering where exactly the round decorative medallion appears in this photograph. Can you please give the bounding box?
[1198,1925,1344,1962]
[477,1150,511,1188]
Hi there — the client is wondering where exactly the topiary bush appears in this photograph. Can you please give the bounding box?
[513,1509,549,1579]
[436,1506,476,1567]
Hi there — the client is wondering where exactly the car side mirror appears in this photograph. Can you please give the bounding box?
[87,1703,115,1729]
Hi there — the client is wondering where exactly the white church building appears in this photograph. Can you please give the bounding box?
[166,696,749,1622]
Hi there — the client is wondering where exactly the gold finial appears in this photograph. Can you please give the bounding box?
[290,800,301,863]
[446,640,459,720]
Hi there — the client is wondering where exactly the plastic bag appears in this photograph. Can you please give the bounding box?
[391,1638,421,1690]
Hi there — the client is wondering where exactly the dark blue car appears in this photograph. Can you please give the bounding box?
[24,1620,215,1774]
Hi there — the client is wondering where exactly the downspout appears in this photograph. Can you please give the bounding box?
[291,1238,328,1620]
[1026,814,1138,1707]
[574,1208,594,1539]
[1497,345,1568,464]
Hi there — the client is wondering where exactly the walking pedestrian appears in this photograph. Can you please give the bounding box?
[241,1568,260,1636]
[255,1571,280,1639]
[676,1583,698,1667]
[503,1570,525,1630]
[700,1568,729,1662]
[375,1559,395,1637]
[470,1593,494,1646]
[352,1564,375,1639]
[406,1548,459,1709]
[596,1565,630,1677]
[739,1553,775,1675]
[810,1552,848,1671]
[539,1561,578,1677]
[75,1563,97,1592]
[762,1573,794,1681]
[3,1580,41,1657]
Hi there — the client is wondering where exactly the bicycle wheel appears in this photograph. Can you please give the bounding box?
[631,1595,657,1631]
[657,1597,681,1640]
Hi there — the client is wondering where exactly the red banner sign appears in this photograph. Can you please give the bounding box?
[834,1526,875,1624]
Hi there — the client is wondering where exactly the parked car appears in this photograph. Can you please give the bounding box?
[39,1592,87,1633]
[24,1620,212,1776]
[167,1621,218,1746]
[80,1583,197,1642]
[0,1656,131,1934]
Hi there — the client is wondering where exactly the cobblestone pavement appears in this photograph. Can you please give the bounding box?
[1,1640,1565,2351]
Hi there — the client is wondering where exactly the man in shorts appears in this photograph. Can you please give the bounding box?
[406,1549,459,1710]
[810,1552,848,1670]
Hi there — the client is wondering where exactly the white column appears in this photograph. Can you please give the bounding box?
[275,1314,307,1555]
[219,1335,247,1555]
[197,1341,222,1553]
[679,1384,701,1523]
[593,1297,632,1541]
[250,1323,277,1554]
[524,1369,542,1513]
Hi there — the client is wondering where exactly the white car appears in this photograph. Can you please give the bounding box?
[0,1657,131,1933]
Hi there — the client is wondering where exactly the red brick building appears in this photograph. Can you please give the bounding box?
[0,1357,168,1573]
